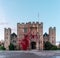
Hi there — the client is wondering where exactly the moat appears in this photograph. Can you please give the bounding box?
[0,51,60,58]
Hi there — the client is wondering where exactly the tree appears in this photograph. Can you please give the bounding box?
[44,41,53,50]
[44,41,58,50]
[9,43,15,50]
[50,45,57,50]
[0,46,6,50]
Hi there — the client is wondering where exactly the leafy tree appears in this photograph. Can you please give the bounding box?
[44,41,58,50]
[50,45,57,50]
[0,46,6,50]
[57,48,60,50]
[9,43,15,50]
[44,41,53,50]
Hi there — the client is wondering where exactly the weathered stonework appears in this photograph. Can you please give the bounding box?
[4,28,11,50]
[4,22,56,50]
[17,22,43,50]
[49,27,56,45]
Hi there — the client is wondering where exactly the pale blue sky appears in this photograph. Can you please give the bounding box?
[0,0,60,42]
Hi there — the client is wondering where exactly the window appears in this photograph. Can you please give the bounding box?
[13,40,16,43]
[24,28,27,33]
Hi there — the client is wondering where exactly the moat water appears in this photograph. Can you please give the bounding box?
[0,51,60,58]
[0,55,60,58]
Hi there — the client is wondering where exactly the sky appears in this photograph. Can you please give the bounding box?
[0,0,60,42]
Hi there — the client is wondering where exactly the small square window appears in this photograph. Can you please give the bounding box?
[24,28,27,33]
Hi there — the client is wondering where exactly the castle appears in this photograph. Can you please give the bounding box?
[4,22,56,50]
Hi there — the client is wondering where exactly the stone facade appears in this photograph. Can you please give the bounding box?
[43,27,56,45]
[17,22,43,50]
[4,22,56,50]
[49,27,56,45]
[4,28,11,50]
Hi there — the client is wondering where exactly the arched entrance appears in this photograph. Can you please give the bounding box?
[31,42,36,49]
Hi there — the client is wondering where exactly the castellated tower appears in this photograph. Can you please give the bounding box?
[17,22,43,50]
[4,28,11,50]
[49,27,56,45]
[38,22,43,50]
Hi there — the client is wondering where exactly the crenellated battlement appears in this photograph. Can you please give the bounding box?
[17,22,43,25]
[49,26,56,45]
[4,21,56,50]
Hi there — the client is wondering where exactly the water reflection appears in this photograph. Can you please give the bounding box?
[0,55,6,58]
[56,56,60,58]
[42,56,60,58]
[0,55,59,58]
[0,53,40,58]
[0,53,60,58]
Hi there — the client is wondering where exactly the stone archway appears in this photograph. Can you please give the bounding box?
[31,42,36,49]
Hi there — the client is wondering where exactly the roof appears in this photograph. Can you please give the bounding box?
[43,32,49,37]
